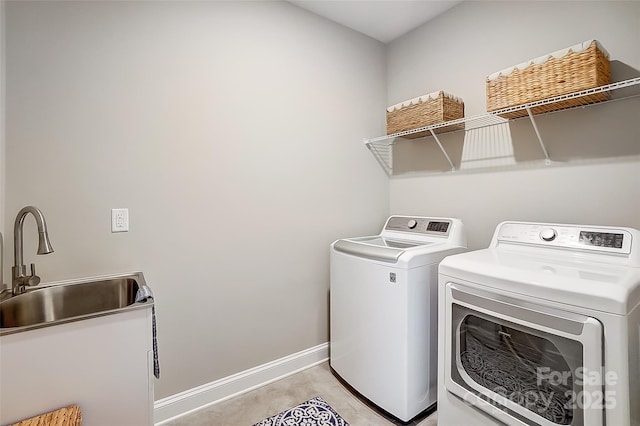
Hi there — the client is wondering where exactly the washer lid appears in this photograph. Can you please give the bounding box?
[333,237,430,263]
[331,216,467,265]
[356,236,430,249]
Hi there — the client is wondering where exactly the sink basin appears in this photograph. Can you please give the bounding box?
[0,272,153,335]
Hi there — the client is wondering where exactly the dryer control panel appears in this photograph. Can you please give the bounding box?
[496,222,633,255]
[385,216,451,236]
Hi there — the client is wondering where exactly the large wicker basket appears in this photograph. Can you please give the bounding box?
[9,405,82,426]
[486,40,611,118]
[386,91,464,138]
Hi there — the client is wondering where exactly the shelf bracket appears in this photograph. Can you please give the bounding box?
[526,107,551,165]
[429,129,456,172]
[365,140,393,176]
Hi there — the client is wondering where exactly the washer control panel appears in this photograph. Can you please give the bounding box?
[497,222,632,254]
[385,216,452,236]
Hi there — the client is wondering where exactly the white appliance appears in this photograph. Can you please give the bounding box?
[330,215,467,421]
[438,221,640,426]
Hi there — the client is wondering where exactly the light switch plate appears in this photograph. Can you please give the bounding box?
[111,208,129,232]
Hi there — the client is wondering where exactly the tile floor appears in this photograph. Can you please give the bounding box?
[163,361,437,426]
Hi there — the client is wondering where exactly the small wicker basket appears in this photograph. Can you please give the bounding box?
[486,40,611,118]
[9,405,82,426]
[386,91,464,138]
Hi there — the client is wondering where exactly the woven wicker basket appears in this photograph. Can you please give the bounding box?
[386,91,464,138]
[9,405,82,426]
[486,40,611,118]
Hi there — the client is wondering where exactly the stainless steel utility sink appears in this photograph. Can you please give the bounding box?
[0,272,153,335]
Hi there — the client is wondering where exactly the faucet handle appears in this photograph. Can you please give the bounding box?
[28,263,41,286]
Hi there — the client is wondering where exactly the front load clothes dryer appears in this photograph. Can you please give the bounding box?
[330,215,467,422]
[438,221,640,426]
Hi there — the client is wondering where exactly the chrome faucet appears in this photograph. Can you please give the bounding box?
[0,231,9,301]
[12,206,54,295]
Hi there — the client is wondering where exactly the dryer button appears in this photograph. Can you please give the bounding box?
[540,228,557,242]
[407,219,417,229]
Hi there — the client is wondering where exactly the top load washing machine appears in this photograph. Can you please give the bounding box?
[438,221,640,426]
[330,215,467,422]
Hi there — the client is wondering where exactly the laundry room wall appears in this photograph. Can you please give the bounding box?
[0,0,5,236]
[386,1,640,249]
[3,1,388,400]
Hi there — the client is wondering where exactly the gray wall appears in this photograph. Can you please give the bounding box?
[1,1,5,237]
[4,0,640,405]
[387,1,640,249]
[3,1,389,399]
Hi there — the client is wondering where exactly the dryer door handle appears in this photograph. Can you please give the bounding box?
[450,285,588,335]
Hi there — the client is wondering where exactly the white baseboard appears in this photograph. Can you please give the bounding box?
[154,342,329,425]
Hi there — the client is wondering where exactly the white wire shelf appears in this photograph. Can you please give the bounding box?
[365,77,640,176]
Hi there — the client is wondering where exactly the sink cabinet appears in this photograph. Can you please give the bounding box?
[0,307,154,425]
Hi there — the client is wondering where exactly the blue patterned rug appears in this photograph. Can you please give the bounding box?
[252,396,350,426]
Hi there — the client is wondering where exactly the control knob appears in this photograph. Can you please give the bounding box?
[407,219,417,229]
[540,228,557,242]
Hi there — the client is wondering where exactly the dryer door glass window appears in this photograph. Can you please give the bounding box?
[451,305,584,425]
